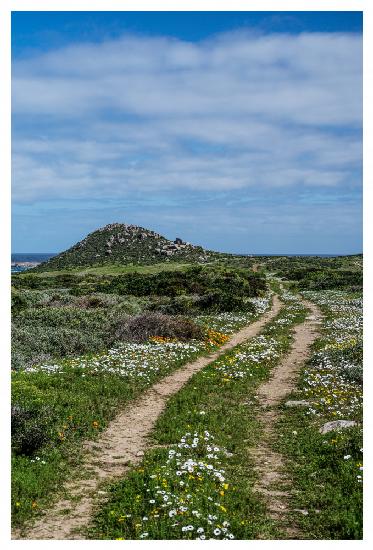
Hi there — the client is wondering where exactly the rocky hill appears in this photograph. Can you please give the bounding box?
[35,223,221,271]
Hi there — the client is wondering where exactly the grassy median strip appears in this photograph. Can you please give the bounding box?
[275,290,363,539]
[86,290,308,540]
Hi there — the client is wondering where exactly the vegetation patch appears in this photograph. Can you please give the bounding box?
[86,291,308,540]
[11,250,363,539]
[12,266,267,371]
[262,255,363,292]
[112,313,205,343]
[275,290,363,539]
[11,293,271,530]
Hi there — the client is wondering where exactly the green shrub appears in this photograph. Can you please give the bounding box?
[11,404,53,456]
[148,295,201,315]
[197,291,255,313]
[148,292,257,315]
[277,268,362,291]
[11,290,28,314]
[95,267,266,298]
[12,325,107,370]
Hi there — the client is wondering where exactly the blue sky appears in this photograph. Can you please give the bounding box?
[12,11,362,254]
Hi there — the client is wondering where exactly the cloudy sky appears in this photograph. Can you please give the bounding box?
[12,11,362,254]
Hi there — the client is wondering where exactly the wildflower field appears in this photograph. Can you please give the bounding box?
[276,290,363,539]
[86,290,309,540]
[11,285,271,529]
[11,255,363,539]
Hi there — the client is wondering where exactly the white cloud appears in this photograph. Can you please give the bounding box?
[12,31,362,203]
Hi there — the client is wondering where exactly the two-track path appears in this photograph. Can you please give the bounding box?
[14,295,281,540]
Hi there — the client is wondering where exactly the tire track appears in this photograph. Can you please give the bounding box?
[250,297,322,539]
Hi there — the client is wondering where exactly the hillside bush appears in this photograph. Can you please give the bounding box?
[14,307,109,330]
[11,266,266,371]
[148,295,199,315]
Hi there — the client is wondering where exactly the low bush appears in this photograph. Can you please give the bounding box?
[148,292,257,315]
[281,269,362,292]
[112,312,205,343]
[11,404,53,456]
[148,295,199,315]
[12,325,107,370]
[12,266,267,300]
[11,290,29,314]
[197,291,256,313]
[14,306,109,330]
[94,267,267,298]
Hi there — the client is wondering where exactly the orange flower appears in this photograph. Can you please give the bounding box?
[205,329,229,346]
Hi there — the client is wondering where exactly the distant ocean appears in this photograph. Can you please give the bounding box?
[11,253,56,273]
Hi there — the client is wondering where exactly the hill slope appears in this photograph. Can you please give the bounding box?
[35,223,221,271]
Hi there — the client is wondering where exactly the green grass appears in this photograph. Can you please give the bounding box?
[86,290,309,540]
[274,290,363,539]
[12,339,214,529]
[22,262,193,277]
[275,410,362,539]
